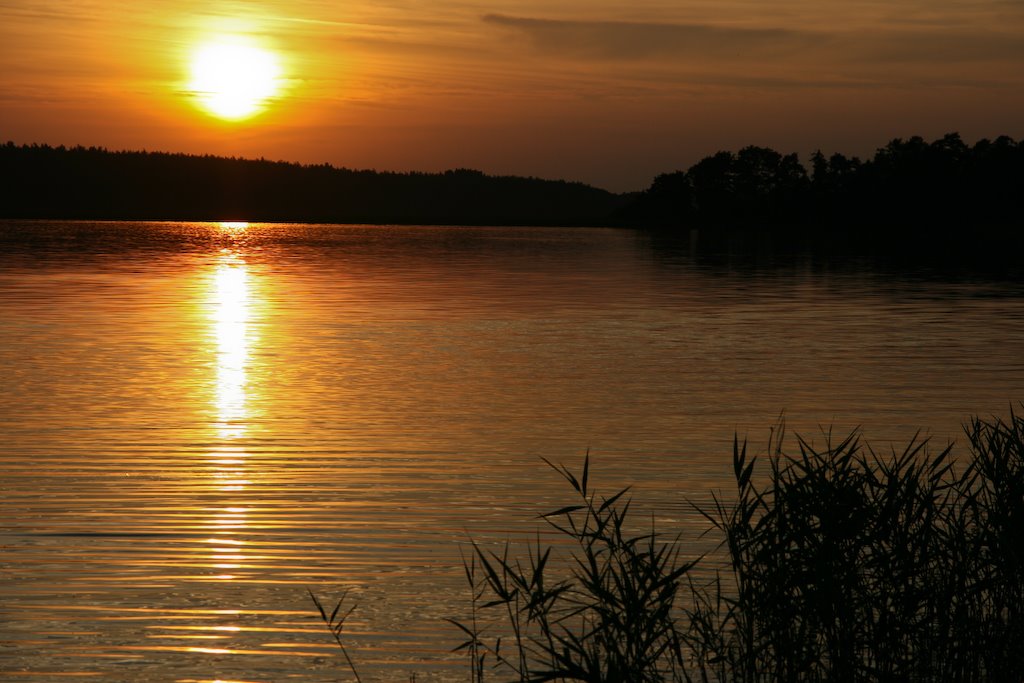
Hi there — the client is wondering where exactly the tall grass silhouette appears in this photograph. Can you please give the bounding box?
[450,455,695,681]
[447,410,1024,682]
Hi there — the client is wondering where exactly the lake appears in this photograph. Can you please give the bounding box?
[1,220,1023,681]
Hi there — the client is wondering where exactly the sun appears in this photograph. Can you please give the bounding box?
[189,40,282,120]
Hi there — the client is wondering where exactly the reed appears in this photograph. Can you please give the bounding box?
[450,454,697,682]
[449,410,1024,682]
[690,412,1024,682]
[309,588,363,683]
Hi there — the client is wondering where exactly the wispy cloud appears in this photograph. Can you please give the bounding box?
[482,14,824,60]
[852,29,1024,63]
[483,13,1024,66]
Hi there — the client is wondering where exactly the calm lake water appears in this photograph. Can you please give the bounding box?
[2,220,1023,681]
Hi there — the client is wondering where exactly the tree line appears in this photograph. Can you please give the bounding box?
[2,133,1021,247]
[0,142,625,226]
[621,132,1023,248]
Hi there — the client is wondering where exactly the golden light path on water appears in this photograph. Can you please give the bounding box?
[203,225,253,627]
[212,247,251,442]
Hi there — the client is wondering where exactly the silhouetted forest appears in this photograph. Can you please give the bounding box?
[2,134,1022,248]
[0,143,626,226]
[621,132,1023,249]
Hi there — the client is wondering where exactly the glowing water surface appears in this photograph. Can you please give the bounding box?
[1,221,1023,681]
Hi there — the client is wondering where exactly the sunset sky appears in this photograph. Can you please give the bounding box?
[2,0,1023,191]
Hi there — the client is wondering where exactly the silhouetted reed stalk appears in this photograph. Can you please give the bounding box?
[446,548,488,683]
[309,588,363,683]
[450,410,1024,682]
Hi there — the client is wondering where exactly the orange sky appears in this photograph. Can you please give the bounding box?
[2,0,1023,191]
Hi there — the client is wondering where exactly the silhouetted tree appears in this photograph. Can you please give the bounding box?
[620,132,1022,254]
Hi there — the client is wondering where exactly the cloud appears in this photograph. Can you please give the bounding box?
[482,13,1024,67]
[852,30,1024,64]
[482,14,824,61]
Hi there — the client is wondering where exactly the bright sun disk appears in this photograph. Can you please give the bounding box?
[189,41,282,120]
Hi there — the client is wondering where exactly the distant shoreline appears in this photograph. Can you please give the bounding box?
[3,134,1022,249]
[0,142,628,228]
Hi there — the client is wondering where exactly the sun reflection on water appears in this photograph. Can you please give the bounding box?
[212,256,251,440]
[203,243,258,586]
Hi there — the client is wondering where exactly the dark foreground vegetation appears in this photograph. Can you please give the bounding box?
[314,410,1024,681]
[3,133,1022,250]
